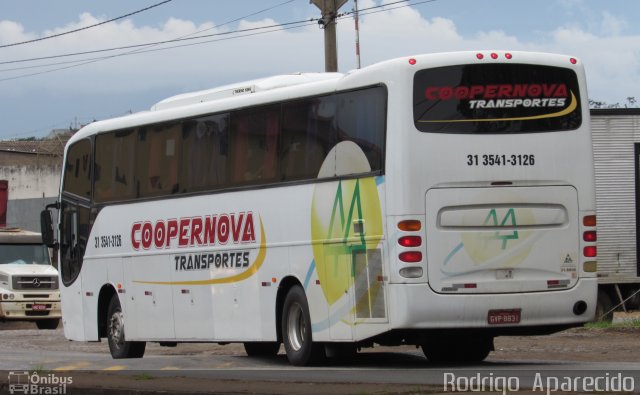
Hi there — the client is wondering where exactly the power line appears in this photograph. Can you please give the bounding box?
[0,19,311,67]
[0,0,435,82]
[0,22,314,82]
[0,0,173,49]
[0,0,303,67]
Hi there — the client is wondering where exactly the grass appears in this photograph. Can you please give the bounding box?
[132,373,155,381]
[584,319,640,329]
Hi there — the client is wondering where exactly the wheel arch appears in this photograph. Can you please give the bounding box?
[98,284,118,338]
[275,276,304,342]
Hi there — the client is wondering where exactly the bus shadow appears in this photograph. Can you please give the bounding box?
[243,351,559,369]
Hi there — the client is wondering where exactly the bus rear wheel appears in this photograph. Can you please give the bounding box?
[243,342,280,357]
[281,285,325,366]
[107,295,146,359]
[422,335,492,364]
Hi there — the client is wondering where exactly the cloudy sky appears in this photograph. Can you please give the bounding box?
[0,0,638,139]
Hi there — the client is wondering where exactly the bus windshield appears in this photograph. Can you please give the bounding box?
[413,64,582,134]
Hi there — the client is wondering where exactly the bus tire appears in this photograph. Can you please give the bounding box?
[281,285,325,366]
[595,289,614,323]
[107,295,146,359]
[243,342,280,357]
[422,335,492,364]
[36,318,60,330]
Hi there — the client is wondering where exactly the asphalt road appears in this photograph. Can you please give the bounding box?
[0,323,639,394]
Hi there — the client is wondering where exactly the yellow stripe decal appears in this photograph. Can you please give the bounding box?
[418,92,577,123]
[133,219,266,286]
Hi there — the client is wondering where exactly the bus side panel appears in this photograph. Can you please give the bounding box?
[127,255,176,340]
[61,271,85,341]
[81,258,105,341]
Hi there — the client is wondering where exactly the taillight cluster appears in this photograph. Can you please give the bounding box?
[582,215,597,272]
[397,220,423,278]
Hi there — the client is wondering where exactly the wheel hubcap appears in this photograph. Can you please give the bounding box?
[109,311,125,348]
[287,302,305,351]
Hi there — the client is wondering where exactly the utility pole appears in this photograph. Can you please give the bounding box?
[310,0,348,72]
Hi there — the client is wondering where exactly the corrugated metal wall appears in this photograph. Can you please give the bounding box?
[591,111,640,283]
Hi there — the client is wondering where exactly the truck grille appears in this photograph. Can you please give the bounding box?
[12,276,58,290]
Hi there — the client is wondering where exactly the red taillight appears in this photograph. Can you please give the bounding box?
[399,251,422,263]
[584,246,597,258]
[583,231,597,242]
[491,53,498,59]
[570,57,577,64]
[398,220,421,231]
[476,53,484,60]
[505,53,512,59]
[398,236,422,247]
[408,58,417,65]
[583,215,596,227]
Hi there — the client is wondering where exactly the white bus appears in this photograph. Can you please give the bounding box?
[42,51,597,366]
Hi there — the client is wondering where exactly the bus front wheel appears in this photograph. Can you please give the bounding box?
[107,295,146,359]
[281,285,325,366]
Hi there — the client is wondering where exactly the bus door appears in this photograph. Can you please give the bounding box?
[59,199,90,340]
[59,138,93,341]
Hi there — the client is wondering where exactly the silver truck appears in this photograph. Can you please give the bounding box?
[591,108,640,320]
[0,228,61,329]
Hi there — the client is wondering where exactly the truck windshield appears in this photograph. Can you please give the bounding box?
[0,244,50,265]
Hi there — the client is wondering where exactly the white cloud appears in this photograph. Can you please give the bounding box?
[0,1,638,137]
[0,20,36,45]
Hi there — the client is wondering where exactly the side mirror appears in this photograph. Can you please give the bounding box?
[40,208,56,248]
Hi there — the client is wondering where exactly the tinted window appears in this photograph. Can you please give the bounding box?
[181,114,230,193]
[89,85,387,203]
[413,64,582,134]
[336,87,386,171]
[136,124,182,198]
[229,105,280,185]
[281,96,336,180]
[63,139,92,199]
[94,130,136,202]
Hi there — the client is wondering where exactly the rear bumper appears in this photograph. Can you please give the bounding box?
[388,278,597,331]
[0,301,62,320]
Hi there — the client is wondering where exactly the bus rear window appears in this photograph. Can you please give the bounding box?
[413,64,582,134]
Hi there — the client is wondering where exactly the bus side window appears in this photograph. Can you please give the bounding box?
[230,105,280,185]
[95,130,136,203]
[281,96,336,180]
[181,114,230,193]
[137,124,182,198]
[63,139,92,199]
[335,87,386,173]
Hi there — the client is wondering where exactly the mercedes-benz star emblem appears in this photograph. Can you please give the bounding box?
[32,278,41,287]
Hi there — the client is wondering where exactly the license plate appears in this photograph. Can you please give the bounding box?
[31,304,47,311]
[488,309,521,325]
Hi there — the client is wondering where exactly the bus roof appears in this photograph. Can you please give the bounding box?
[151,73,343,112]
[67,51,583,145]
